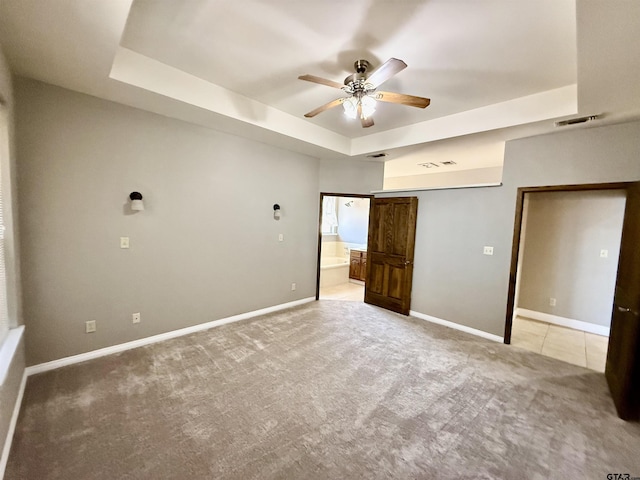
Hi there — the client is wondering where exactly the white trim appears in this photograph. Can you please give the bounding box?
[26,297,315,376]
[0,371,26,479]
[410,310,504,343]
[0,326,24,386]
[516,308,610,336]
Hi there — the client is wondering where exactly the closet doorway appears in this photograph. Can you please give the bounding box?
[505,182,640,420]
[316,193,372,302]
[508,188,626,371]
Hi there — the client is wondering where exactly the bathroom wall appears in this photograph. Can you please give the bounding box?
[337,197,370,248]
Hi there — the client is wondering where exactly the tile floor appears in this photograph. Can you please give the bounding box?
[320,282,365,302]
[320,284,609,373]
[511,316,609,372]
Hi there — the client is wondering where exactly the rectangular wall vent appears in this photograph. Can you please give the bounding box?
[554,115,599,127]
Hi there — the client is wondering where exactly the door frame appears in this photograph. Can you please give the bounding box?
[316,192,374,300]
[504,181,633,344]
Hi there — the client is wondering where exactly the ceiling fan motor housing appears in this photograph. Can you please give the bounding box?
[344,60,371,85]
[344,60,374,95]
[354,59,370,73]
[344,75,367,89]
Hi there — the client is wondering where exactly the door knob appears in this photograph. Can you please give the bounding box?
[617,306,631,313]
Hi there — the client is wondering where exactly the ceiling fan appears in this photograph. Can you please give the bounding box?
[298,58,430,128]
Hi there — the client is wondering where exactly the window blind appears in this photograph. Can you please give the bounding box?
[0,117,9,345]
[322,196,338,234]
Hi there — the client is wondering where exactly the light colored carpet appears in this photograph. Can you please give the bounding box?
[7,301,640,479]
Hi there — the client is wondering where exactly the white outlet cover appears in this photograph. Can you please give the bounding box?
[483,246,494,255]
[86,320,96,333]
[120,237,130,249]
[600,249,608,258]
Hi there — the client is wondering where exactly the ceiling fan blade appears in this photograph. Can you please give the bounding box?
[298,74,344,89]
[375,91,431,109]
[365,58,407,88]
[304,98,345,118]
[357,103,374,128]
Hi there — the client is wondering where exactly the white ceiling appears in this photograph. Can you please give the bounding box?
[120,0,576,137]
[0,0,637,163]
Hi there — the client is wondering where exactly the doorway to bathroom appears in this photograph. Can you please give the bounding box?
[316,193,372,302]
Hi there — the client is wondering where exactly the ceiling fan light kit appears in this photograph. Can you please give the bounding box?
[298,58,430,128]
[343,95,376,119]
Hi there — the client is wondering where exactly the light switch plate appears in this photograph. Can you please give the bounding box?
[600,249,608,258]
[120,237,130,249]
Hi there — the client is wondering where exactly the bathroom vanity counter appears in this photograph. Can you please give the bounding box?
[349,249,367,281]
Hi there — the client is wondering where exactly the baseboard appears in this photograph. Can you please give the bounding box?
[0,371,27,479]
[26,297,316,376]
[0,326,24,386]
[516,308,610,336]
[410,310,504,343]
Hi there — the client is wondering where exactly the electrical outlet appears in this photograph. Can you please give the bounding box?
[86,320,96,333]
[483,246,494,255]
[120,237,130,249]
[291,283,296,291]
[549,297,557,307]
[132,312,141,324]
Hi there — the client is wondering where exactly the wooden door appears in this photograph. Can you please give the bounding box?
[606,182,640,420]
[365,197,418,315]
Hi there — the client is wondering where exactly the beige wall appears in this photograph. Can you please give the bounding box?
[14,77,386,367]
[16,78,326,366]
[517,190,626,326]
[319,158,383,195]
[379,121,640,337]
[0,42,26,468]
[383,166,503,191]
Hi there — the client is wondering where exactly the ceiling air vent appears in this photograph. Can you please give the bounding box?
[555,115,599,127]
[367,153,387,159]
[419,161,457,168]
